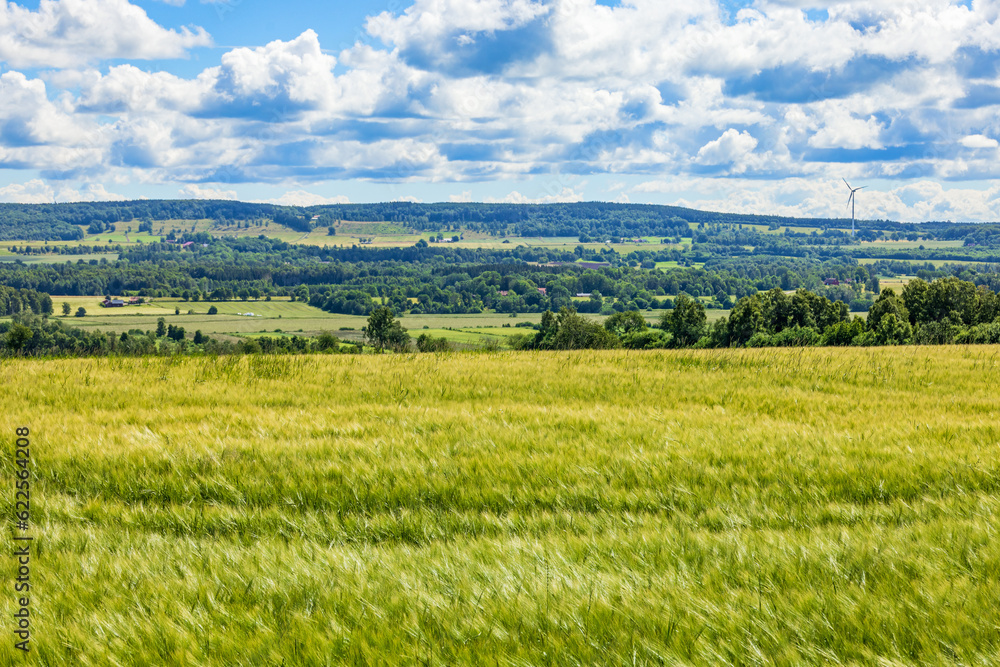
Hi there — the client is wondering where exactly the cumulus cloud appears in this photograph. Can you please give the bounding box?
[0,0,211,68]
[202,30,338,118]
[959,134,999,149]
[179,184,237,200]
[261,190,350,206]
[485,187,584,204]
[0,179,55,203]
[367,0,552,75]
[0,179,125,203]
[696,129,759,169]
[635,177,1000,223]
[1,0,1000,212]
[0,72,79,147]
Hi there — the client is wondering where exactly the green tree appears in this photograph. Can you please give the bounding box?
[316,332,339,351]
[534,310,559,349]
[727,296,764,346]
[867,289,909,331]
[901,279,929,325]
[873,313,912,346]
[604,310,647,338]
[589,291,603,310]
[156,317,167,337]
[61,302,71,316]
[363,306,410,352]
[416,333,451,352]
[75,307,86,318]
[924,277,978,325]
[207,306,218,315]
[663,294,706,347]
[537,307,618,350]
[5,323,33,352]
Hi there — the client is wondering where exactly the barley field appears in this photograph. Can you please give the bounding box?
[2,347,999,665]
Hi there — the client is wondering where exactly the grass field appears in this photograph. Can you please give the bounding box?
[860,239,964,250]
[2,347,998,665]
[35,299,726,344]
[0,253,119,264]
[873,277,912,293]
[36,299,552,341]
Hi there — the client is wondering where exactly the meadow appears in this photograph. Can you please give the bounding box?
[1,346,998,665]
[37,298,722,344]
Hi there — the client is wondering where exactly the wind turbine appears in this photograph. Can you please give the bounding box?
[843,179,865,237]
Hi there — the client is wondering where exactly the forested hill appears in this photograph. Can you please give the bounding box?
[0,200,290,240]
[0,199,968,241]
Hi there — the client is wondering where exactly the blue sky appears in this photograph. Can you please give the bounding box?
[1,0,1000,221]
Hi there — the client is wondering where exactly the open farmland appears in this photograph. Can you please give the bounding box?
[35,298,723,344]
[1,347,998,665]
[39,299,554,341]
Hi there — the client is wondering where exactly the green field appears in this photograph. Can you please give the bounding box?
[40,300,728,345]
[39,299,553,342]
[861,239,964,250]
[1,347,998,665]
[0,253,119,264]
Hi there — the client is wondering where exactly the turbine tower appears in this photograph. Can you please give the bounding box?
[843,179,865,237]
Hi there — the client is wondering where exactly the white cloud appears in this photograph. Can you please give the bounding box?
[76,65,202,114]
[959,134,999,149]
[0,72,93,147]
[207,30,337,115]
[634,177,1000,223]
[485,187,584,204]
[262,191,350,206]
[65,183,128,202]
[1,0,999,207]
[367,0,550,53]
[0,179,125,203]
[0,179,55,204]
[807,106,885,150]
[179,184,237,200]
[696,129,758,169]
[0,0,211,68]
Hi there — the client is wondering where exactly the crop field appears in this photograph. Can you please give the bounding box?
[32,299,557,341]
[872,277,912,293]
[2,347,998,665]
[739,224,845,235]
[654,260,704,269]
[38,300,728,344]
[416,236,681,253]
[860,239,964,250]
[0,253,119,264]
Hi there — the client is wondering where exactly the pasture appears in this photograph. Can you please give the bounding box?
[0,253,119,264]
[38,299,551,342]
[1,347,998,665]
[37,298,722,344]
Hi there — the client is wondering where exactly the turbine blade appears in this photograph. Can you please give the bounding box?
[843,178,852,188]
